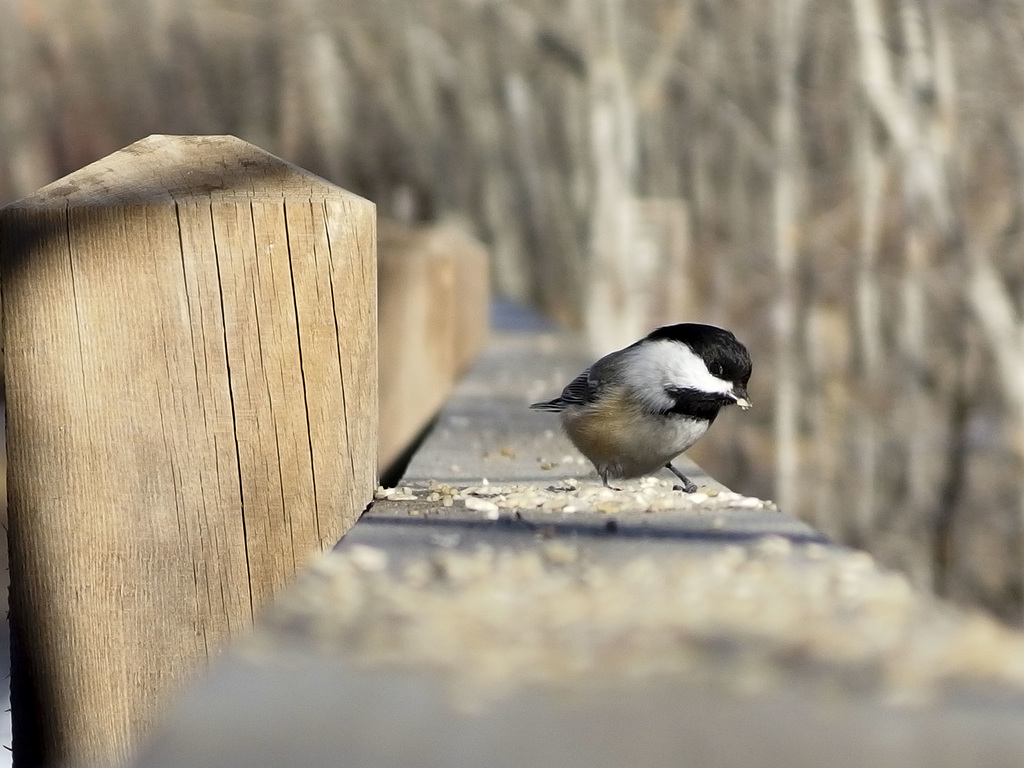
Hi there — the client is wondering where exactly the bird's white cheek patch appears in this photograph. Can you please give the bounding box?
[652,341,733,395]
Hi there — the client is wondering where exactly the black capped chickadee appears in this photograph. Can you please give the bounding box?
[530,323,752,492]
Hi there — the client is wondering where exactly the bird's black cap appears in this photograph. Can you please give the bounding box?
[645,323,752,387]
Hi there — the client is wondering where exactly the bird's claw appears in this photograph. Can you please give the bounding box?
[673,482,698,493]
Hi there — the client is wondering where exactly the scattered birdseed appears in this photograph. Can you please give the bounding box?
[464,497,500,515]
[379,478,774,519]
[346,544,388,573]
[753,535,793,559]
[540,541,580,565]
[261,543,1024,708]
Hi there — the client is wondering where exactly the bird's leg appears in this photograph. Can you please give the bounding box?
[599,469,622,492]
[666,462,698,493]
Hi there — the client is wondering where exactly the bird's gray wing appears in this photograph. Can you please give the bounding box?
[558,368,595,405]
[530,368,594,411]
[530,352,624,411]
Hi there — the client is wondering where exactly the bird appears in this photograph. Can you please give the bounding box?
[530,323,752,492]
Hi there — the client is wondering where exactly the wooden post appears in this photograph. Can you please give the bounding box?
[0,134,377,766]
[377,220,489,472]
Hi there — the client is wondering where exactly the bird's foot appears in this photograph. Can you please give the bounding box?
[666,463,698,493]
[599,472,623,491]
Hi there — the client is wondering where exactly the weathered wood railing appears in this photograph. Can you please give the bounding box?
[6,136,1024,768]
[135,330,1024,768]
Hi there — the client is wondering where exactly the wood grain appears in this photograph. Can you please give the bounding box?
[0,135,377,766]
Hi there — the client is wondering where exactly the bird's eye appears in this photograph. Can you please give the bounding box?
[710,362,724,377]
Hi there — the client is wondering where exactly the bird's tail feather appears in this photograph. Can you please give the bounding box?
[529,399,565,412]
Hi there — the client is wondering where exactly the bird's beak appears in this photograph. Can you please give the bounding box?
[733,387,752,410]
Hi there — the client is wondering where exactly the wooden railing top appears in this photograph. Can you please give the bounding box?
[9,134,363,207]
[139,328,1024,768]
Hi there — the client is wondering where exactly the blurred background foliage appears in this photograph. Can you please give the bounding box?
[4,0,1024,620]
